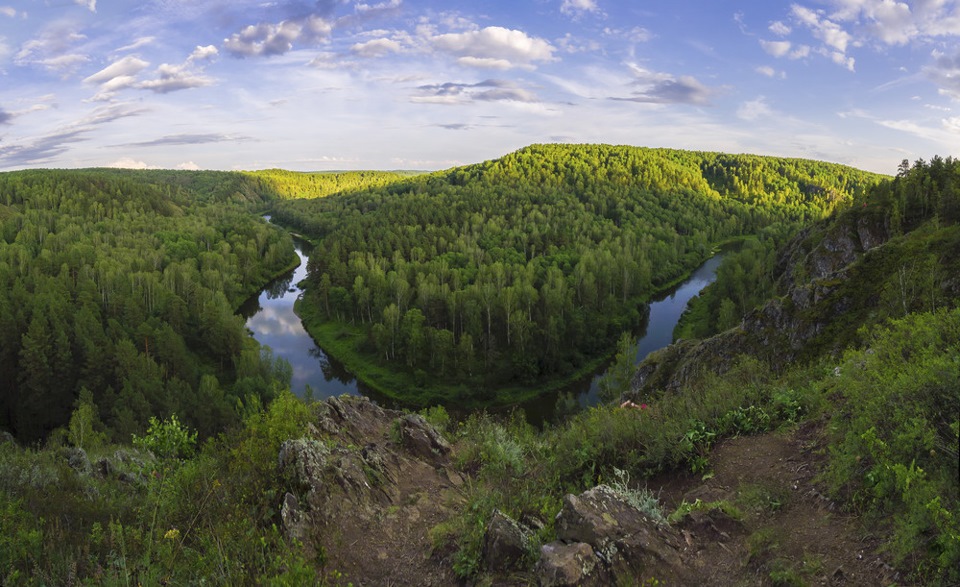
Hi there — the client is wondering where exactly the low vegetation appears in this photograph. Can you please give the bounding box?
[0,151,955,584]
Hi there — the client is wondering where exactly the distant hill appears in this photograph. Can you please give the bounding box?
[268,143,886,403]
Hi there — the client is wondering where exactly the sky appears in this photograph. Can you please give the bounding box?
[0,0,958,174]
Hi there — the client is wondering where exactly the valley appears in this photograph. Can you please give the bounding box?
[0,147,956,586]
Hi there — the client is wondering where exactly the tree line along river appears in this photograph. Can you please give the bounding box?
[238,235,725,422]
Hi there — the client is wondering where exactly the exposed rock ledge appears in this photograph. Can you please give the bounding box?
[277,395,463,586]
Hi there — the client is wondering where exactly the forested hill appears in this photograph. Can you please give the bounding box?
[268,144,886,402]
[0,169,298,443]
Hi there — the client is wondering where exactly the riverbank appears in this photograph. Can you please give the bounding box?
[292,247,731,410]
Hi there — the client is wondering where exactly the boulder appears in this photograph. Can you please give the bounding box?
[281,492,308,543]
[62,447,91,475]
[536,541,602,587]
[554,484,685,580]
[482,509,532,572]
[396,414,451,464]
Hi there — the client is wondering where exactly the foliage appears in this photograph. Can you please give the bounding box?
[0,390,322,585]
[0,168,296,442]
[823,309,960,585]
[608,467,668,525]
[272,144,882,400]
[132,414,197,460]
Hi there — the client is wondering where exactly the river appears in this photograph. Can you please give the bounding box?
[239,239,725,418]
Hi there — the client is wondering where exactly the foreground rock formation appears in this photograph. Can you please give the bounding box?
[277,396,463,586]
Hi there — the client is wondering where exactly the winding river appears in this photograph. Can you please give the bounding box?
[239,238,725,418]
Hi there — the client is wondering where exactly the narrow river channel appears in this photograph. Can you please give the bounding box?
[238,238,725,419]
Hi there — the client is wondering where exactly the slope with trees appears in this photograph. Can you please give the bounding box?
[269,144,885,403]
[0,169,296,442]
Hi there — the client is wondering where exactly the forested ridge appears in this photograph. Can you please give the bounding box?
[0,151,956,586]
[269,144,885,401]
[0,169,297,442]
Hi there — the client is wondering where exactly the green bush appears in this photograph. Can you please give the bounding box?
[824,309,960,585]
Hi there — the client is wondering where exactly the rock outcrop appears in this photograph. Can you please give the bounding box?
[629,209,894,397]
[277,395,462,586]
[481,509,533,572]
[536,484,689,585]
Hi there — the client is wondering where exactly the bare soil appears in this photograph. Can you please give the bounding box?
[648,417,905,586]
[318,412,905,586]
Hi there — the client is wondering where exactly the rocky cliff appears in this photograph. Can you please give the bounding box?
[629,204,959,397]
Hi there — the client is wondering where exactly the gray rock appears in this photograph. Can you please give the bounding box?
[482,509,532,572]
[281,492,308,543]
[63,447,90,475]
[278,438,332,494]
[396,414,451,464]
[554,484,684,578]
[536,541,602,587]
[0,430,16,446]
[94,457,114,478]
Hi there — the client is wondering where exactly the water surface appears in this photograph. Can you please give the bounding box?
[239,239,724,417]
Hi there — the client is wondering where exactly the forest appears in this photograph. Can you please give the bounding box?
[0,169,297,443]
[269,144,885,401]
[0,150,956,586]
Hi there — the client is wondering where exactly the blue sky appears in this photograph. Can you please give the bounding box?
[1,0,957,174]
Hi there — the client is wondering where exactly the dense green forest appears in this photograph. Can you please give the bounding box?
[0,154,955,585]
[269,144,884,402]
[0,169,297,442]
[432,155,960,585]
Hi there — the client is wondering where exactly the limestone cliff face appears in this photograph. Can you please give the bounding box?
[629,209,893,396]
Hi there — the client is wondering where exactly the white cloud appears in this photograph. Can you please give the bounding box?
[115,37,155,52]
[351,38,401,57]
[925,49,960,101]
[74,0,96,12]
[760,40,792,57]
[177,161,200,170]
[556,33,602,54]
[107,157,157,169]
[602,27,652,43]
[561,0,599,15]
[1,6,17,18]
[224,15,332,57]
[84,55,150,84]
[355,0,401,13]
[737,96,773,120]
[15,25,90,75]
[827,49,856,71]
[188,45,218,62]
[755,65,786,79]
[411,79,540,105]
[827,0,960,45]
[138,62,214,93]
[769,21,791,36]
[792,4,852,52]
[432,26,555,70]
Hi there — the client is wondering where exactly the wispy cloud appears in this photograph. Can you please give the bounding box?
[561,0,601,17]
[0,104,147,167]
[116,133,250,147]
[411,79,540,105]
[611,64,718,106]
[351,37,402,57]
[925,49,960,101]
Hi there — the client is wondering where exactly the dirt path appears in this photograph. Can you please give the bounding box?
[652,418,904,586]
